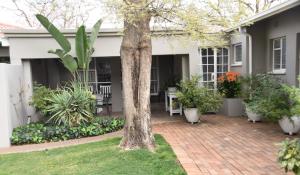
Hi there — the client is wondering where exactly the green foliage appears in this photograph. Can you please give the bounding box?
[283,85,300,116]
[278,139,300,175]
[46,82,96,127]
[11,117,125,145]
[35,14,102,86]
[241,74,290,121]
[176,76,222,113]
[30,84,56,117]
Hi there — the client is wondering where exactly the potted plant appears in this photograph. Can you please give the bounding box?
[176,76,222,123]
[241,75,262,122]
[278,139,300,174]
[217,72,243,116]
[278,85,300,135]
[256,78,300,135]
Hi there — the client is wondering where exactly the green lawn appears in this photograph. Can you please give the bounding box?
[0,135,186,175]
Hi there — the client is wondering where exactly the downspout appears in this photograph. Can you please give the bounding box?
[239,27,253,75]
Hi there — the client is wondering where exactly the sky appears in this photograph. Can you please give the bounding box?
[0,0,288,29]
[0,0,113,28]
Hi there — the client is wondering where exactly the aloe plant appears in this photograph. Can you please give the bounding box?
[36,14,102,87]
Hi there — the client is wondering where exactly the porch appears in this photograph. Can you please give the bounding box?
[29,54,189,114]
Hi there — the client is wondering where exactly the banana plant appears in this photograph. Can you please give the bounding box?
[35,14,102,87]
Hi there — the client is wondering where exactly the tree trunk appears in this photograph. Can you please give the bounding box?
[119,2,155,151]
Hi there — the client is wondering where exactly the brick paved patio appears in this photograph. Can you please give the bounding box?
[153,114,296,175]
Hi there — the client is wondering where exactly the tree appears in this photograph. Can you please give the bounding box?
[5,0,99,28]
[107,0,285,151]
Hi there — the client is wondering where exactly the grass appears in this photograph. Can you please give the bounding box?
[0,135,186,175]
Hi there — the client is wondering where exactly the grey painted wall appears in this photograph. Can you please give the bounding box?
[238,5,300,85]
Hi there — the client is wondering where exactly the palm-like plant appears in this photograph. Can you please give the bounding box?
[35,14,102,87]
[46,83,96,127]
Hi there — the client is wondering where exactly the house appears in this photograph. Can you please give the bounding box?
[226,0,300,86]
[0,0,299,148]
[0,23,20,63]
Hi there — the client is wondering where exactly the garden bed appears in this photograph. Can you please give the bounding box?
[11,117,124,145]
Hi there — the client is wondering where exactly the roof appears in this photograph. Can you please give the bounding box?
[2,28,186,38]
[226,0,300,32]
[0,23,22,37]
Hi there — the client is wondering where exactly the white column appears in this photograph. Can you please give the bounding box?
[22,60,37,121]
[0,64,11,147]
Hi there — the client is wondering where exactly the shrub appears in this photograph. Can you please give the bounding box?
[241,74,290,121]
[176,76,222,113]
[217,72,241,98]
[11,117,125,145]
[278,139,300,174]
[46,82,96,127]
[30,84,55,117]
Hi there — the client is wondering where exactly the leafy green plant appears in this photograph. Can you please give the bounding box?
[11,117,125,145]
[30,84,55,117]
[176,76,222,113]
[241,74,290,121]
[46,82,96,127]
[35,14,102,87]
[278,139,300,175]
[283,85,300,116]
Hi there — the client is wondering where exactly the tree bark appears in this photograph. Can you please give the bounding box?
[119,1,155,151]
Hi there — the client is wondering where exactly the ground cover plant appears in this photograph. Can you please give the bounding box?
[1,135,186,175]
[11,117,124,145]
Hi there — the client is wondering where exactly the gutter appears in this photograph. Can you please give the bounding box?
[239,27,252,75]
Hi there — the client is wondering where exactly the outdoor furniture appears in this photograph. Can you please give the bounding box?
[165,90,182,116]
[95,94,112,116]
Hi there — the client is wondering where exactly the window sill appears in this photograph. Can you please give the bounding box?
[231,63,242,67]
[268,70,286,75]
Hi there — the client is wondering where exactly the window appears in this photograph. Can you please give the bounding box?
[200,48,229,90]
[151,57,159,95]
[233,43,242,64]
[272,37,286,73]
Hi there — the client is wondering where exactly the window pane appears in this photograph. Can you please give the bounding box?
[203,73,208,81]
[208,56,214,64]
[235,44,242,62]
[217,48,222,56]
[208,65,214,72]
[217,56,222,64]
[274,49,281,69]
[224,56,228,64]
[223,48,228,55]
[202,57,207,64]
[201,48,207,56]
[274,39,281,49]
[208,48,214,55]
[203,65,207,72]
[217,65,223,72]
[282,38,286,69]
[223,65,228,72]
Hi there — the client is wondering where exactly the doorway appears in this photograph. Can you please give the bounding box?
[200,48,229,90]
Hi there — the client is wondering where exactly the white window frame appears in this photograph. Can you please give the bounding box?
[199,47,229,90]
[272,37,286,74]
[233,43,242,65]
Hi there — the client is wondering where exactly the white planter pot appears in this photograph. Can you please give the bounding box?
[278,116,300,135]
[219,98,245,117]
[245,107,262,123]
[184,108,200,124]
